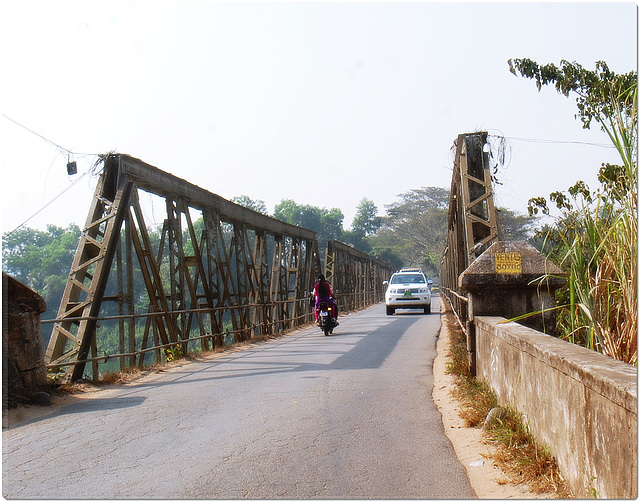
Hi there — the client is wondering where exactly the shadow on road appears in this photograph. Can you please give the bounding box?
[113,315,424,392]
[11,311,430,425]
[5,395,148,429]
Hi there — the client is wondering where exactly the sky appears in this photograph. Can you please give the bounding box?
[0,1,637,236]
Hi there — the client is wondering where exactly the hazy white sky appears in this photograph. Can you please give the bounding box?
[1,1,636,234]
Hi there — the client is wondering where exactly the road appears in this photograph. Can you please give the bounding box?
[3,297,475,499]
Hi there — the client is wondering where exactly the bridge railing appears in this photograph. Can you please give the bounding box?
[43,296,313,371]
[438,285,468,332]
[43,154,391,382]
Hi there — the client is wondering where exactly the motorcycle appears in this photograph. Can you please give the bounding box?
[316,301,337,336]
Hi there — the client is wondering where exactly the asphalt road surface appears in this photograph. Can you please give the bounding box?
[3,297,475,499]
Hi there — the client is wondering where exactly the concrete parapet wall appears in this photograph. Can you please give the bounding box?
[475,316,637,499]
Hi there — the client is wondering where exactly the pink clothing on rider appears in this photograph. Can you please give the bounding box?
[313,280,338,320]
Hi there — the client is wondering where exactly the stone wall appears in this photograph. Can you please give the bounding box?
[3,272,48,407]
[475,316,637,499]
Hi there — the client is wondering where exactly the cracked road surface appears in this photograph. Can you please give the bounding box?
[3,298,475,499]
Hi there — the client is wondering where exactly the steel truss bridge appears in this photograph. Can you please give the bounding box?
[44,154,395,381]
[44,131,499,382]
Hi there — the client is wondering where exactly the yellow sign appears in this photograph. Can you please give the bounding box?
[494,252,522,274]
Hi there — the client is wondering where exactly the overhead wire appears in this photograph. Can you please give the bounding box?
[2,114,105,237]
[4,170,93,237]
[447,130,613,179]
[1,114,99,157]
[496,134,615,148]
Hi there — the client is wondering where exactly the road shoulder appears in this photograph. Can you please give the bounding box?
[433,314,542,499]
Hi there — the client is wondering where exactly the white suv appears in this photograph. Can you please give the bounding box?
[383,268,432,315]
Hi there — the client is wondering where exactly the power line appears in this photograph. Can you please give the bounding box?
[2,114,73,156]
[3,169,93,237]
[498,135,615,148]
[2,115,105,236]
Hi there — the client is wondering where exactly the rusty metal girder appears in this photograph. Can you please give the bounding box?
[440,132,500,325]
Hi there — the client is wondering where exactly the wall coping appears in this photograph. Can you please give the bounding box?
[475,316,637,413]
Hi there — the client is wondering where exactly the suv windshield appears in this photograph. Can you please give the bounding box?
[390,274,425,284]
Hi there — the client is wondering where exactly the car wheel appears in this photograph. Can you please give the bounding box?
[386,306,395,316]
[423,304,431,314]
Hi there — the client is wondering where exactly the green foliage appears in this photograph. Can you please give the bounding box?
[231,195,268,214]
[508,58,637,131]
[320,207,344,241]
[340,230,371,254]
[367,246,403,271]
[2,224,81,307]
[273,199,344,241]
[341,198,383,254]
[351,198,382,237]
[372,190,533,277]
[510,58,637,363]
[372,187,449,277]
[496,207,538,242]
[164,344,184,362]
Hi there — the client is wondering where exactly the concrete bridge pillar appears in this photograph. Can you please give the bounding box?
[3,272,48,408]
[459,241,566,374]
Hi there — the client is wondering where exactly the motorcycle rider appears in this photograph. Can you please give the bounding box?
[312,274,338,325]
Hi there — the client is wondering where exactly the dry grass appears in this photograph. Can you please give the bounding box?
[442,306,573,498]
[451,373,497,428]
[485,407,573,497]
[444,311,497,428]
[98,366,145,385]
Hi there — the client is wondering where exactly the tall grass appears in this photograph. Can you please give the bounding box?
[553,192,637,363]
[541,83,637,364]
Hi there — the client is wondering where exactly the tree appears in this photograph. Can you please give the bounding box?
[496,207,537,242]
[509,58,637,363]
[3,224,80,302]
[273,199,344,241]
[371,187,449,278]
[351,198,382,237]
[3,224,81,344]
[508,59,636,131]
[508,58,637,206]
[231,195,268,215]
[273,199,306,226]
[342,198,382,253]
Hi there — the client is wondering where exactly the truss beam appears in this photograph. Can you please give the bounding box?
[440,132,500,319]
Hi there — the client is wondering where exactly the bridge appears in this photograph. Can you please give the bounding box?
[5,131,636,498]
[43,132,503,383]
[43,154,394,381]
